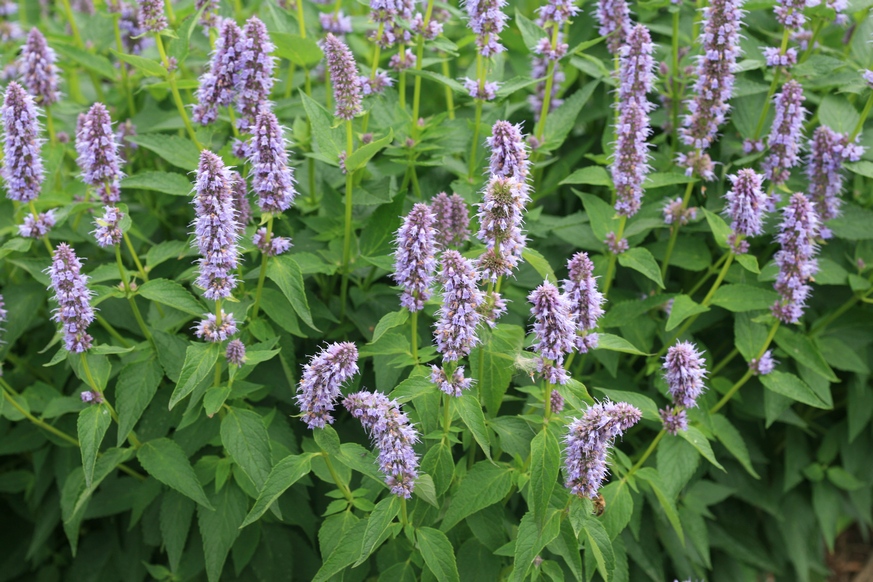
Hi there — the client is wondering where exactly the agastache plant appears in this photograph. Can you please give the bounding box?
[430,192,470,248]
[476,176,529,281]
[772,193,820,324]
[321,33,363,121]
[248,108,297,215]
[1,82,44,203]
[92,206,124,247]
[563,252,605,353]
[137,0,167,33]
[595,0,631,54]
[462,0,508,58]
[724,168,767,253]
[529,280,576,385]
[806,126,863,234]
[192,18,243,125]
[76,102,124,204]
[763,80,806,185]
[393,203,437,312]
[235,16,276,132]
[296,342,360,429]
[18,28,60,107]
[47,243,95,353]
[487,121,530,186]
[659,341,707,434]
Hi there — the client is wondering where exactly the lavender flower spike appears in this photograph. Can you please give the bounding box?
[47,243,95,353]
[564,400,641,499]
[772,193,820,324]
[18,28,60,106]
[617,25,655,107]
[235,16,276,131]
[463,0,509,57]
[76,102,124,204]
[431,365,474,398]
[229,171,251,233]
[476,176,530,281]
[487,121,530,185]
[1,81,44,203]
[393,203,437,312]
[763,80,806,185]
[750,350,776,375]
[343,390,420,498]
[596,0,631,54]
[434,250,485,361]
[226,339,246,366]
[321,33,363,121]
[92,205,124,247]
[296,342,360,429]
[19,210,55,239]
[612,100,651,217]
[192,150,240,300]
[538,0,579,27]
[724,168,767,249]
[137,0,167,33]
[663,341,707,409]
[192,19,243,125]
[529,280,576,385]
[775,0,806,31]
[194,311,238,342]
[680,0,743,151]
[248,108,297,214]
[563,252,605,353]
[431,192,470,248]
[806,126,864,229]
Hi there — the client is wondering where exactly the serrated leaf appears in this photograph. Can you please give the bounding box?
[710,284,780,312]
[678,426,725,471]
[138,278,204,316]
[593,388,659,420]
[418,527,460,582]
[456,392,491,460]
[760,371,831,408]
[414,473,439,507]
[596,333,649,356]
[160,491,195,572]
[221,407,273,490]
[370,310,409,344]
[241,454,313,527]
[522,248,556,282]
[313,518,368,582]
[266,254,317,331]
[54,42,117,79]
[636,467,683,543]
[530,429,560,530]
[544,83,598,149]
[441,462,513,531]
[774,327,839,382]
[665,295,709,331]
[346,130,393,173]
[137,438,213,509]
[122,171,192,196]
[110,49,167,78]
[514,9,547,51]
[168,342,220,410]
[702,208,732,249]
[563,166,612,187]
[116,358,163,447]
[198,482,246,582]
[355,496,401,566]
[77,405,112,487]
[618,247,665,288]
[711,415,760,478]
[126,134,200,170]
[301,91,341,162]
[272,32,323,66]
[583,518,615,581]
[511,511,562,582]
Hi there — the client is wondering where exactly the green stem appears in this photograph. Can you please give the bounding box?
[810,294,860,335]
[400,497,409,527]
[115,245,154,347]
[59,0,83,48]
[322,452,355,502]
[621,430,665,486]
[670,9,681,153]
[28,201,53,254]
[165,0,176,25]
[442,390,453,440]
[468,100,483,179]
[399,49,407,110]
[799,18,824,64]
[687,252,729,296]
[752,29,791,140]
[155,35,202,150]
[95,315,131,348]
[534,25,561,142]
[410,309,419,362]
[851,91,873,140]
[340,120,355,318]
[709,320,779,414]
[441,59,455,119]
[122,232,148,282]
[233,0,242,21]
[711,347,738,376]
[113,14,136,116]
[250,215,274,320]
[45,105,56,146]
[411,1,435,137]
[660,179,695,281]
[701,252,733,305]
[602,216,627,296]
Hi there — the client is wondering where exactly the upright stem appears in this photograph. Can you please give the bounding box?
[59,0,84,49]
[602,216,627,296]
[399,49,407,110]
[45,106,57,145]
[411,0,435,137]
[851,92,873,140]
[322,452,355,502]
[670,9,681,153]
[251,215,274,320]
[441,59,455,119]
[620,430,665,486]
[468,101,483,179]
[284,0,308,99]
[709,320,780,414]
[700,252,733,305]
[122,232,148,282]
[165,0,176,25]
[410,309,419,361]
[155,35,202,149]
[113,14,136,116]
[534,25,561,142]
[660,179,696,281]
[28,201,53,254]
[115,245,154,347]
[752,29,791,140]
[442,391,453,440]
[799,19,824,64]
[340,120,355,318]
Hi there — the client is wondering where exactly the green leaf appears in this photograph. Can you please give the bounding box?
[678,426,725,471]
[710,284,779,312]
[241,453,313,527]
[198,482,247,582]
[596,333,649,356]
[583,518,615,581]
[760,371,831,408]
[221,407,273,490]
[115,358,163,447]
[511,511,562,582]
[711,415,760,478]
[471,324,525,414]
[272,32,323,66]
[665,295,709,332]
[774,327,839,382]
[127,134,200,170]
[441,462,513,531]
[736,253,760,274]
[313,518,368,582]
[110,49,167,78]
[138,278,204,316]
[345,130,393,173]
[371,310,409,344]
[600,481,634,539]
[54,42,117,79]
[702,208,732,249]
[266,254,317,331]
[355,496,401,566]
[643,173,693,189]
[562,166,612,187]
[160,491,195,572]
[121,171,192,196]
[544,82,599,149]
[828,203,873,240]
[593,388,659,420]
[456,392,491,460]
[415,473,439,508]
[77,404,112,487]
[530,429,560,529]
[169,343,221,410]
[137,438,213,509]
[618,248,665,288]
[418,527,460,582]
[577,193,617,242]
[636,468,683,543]
[314,424,342,456]
[522,248,556,282]
[514,9,547,51]
[826,467,865,490]
[301,91,341,162]
[819,94,860,133]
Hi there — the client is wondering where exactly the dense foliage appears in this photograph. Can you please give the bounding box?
[1,0,872,580]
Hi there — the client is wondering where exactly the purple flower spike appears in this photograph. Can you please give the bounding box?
[343,390,420,498]
[92,206,124,247]
[663,198,697,226]
[47,243,95,353]
[563,252,605,353]
[431,192,470,248]
[663,341,707,409]
[724,168,767,239]
[612,100,651,218]
[18,28,61,106]
[550,390,565,413]
[431,365,473,397]
[2,81,44,203]
[807,126,864,228]
[76,102,124,204]
[248,108,297,214]
[775,0,806,30]
[434,250,484,361]
[109,1,148,55]
[19,210,55,239]
[618,25,655,107]
[253,228,292,256]
[680,0,743,151]
[192,150,240,300]
[750,350,776,375]
[763,80,806,185]
[659,407,688,435]
[235,17,276,131]
[764,47,797,68]
[195,0,219,30]
[321,33,363,120]
[0,294,6,331]
[194,311,238,342]
[476,176,529,281]
[229,171,251,234]
[192,19,244,125]
[538,0,579,26]
[488,121,530,186]
[596,0,631,54]
[604,232,628,255]
[297,342,360,429]
[463,0,508,57]
[564,400,641,499]
[226,339,246,366]
[393,203,437,312]
[320,11,353,35]
[529,281,576,385]
[360,72,394,96]
[137,0,167,33]
[464,78,499,101]
[772,193,820,324]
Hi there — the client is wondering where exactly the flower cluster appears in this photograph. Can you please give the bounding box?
[92,205,124,247]
[109,1,148,55]
[194,311,238,343]
[762,80,806,185]
[430,192,470,248]
[253,228,292,256]
[225,339,246,366]
[19,210,55,239]
[806,126,863,231]
[229,171,252,233]
[595,0,631,54]
[564,400,641,499]
[393,203,437,311]
[76,102,124,204]
[476,176,529,280]
[463,78,499,101]
[431,365,473,397]
[433,250,484,361]
[750,350,776,375]
[296,342,360,429]
[320,11,353,36]
[659,341,707,434]
[663,198,697,226]
[18,28,60,106]
[463,0,508,57]
[529,281,576,385]
[236,17,276,131]
[563,252,605,353]
[487,121,530,186]
[193,19,243,125]
[724,169,767,239]
[763,47,797,68]
[343,390,420,498]
[322,34,363,120]
[2,82,44,203]
[47,244,95,353]
[248,109,297,214]
[772,193,820,324]
[137,0,167,33]
[774,0,806,30]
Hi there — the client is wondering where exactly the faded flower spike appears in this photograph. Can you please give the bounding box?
[596,0,631,54]
[806,126,863,232]
[296,342,360,429]
[663,341,707,409]
[750,350,776,375]
[137,0,167,33]
[226,339,246,366]
[2,81,44,203]
[659,407,688,435]
[235,17,276,131]
[18,28,60,106]
[464,78,499,101]
[253,228,292,256]
[663,197,697,226]
[488,121,530,186]
[563,252,605,353]
[393,203,437,312]
[47,243,95,353]
[476,176,530,281]
[321,33,363,120]
[192,150,240,301]
[192,19,243,125]
[76,102,124,204]
[92,206,124,247]
[343,390,420,498]
[248,108,297,214]
[229,171,251,234]
[529,280,576,385]
[434,250,484,361]
[772,193,820,324]
[19,210,55,239]
[431,192,470,248]
[564,400,642,499]
[320,11,353,35]
[463,0,509,57]
[431,365,473,398]
[763,80,806,185]
[194,311,238,342]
